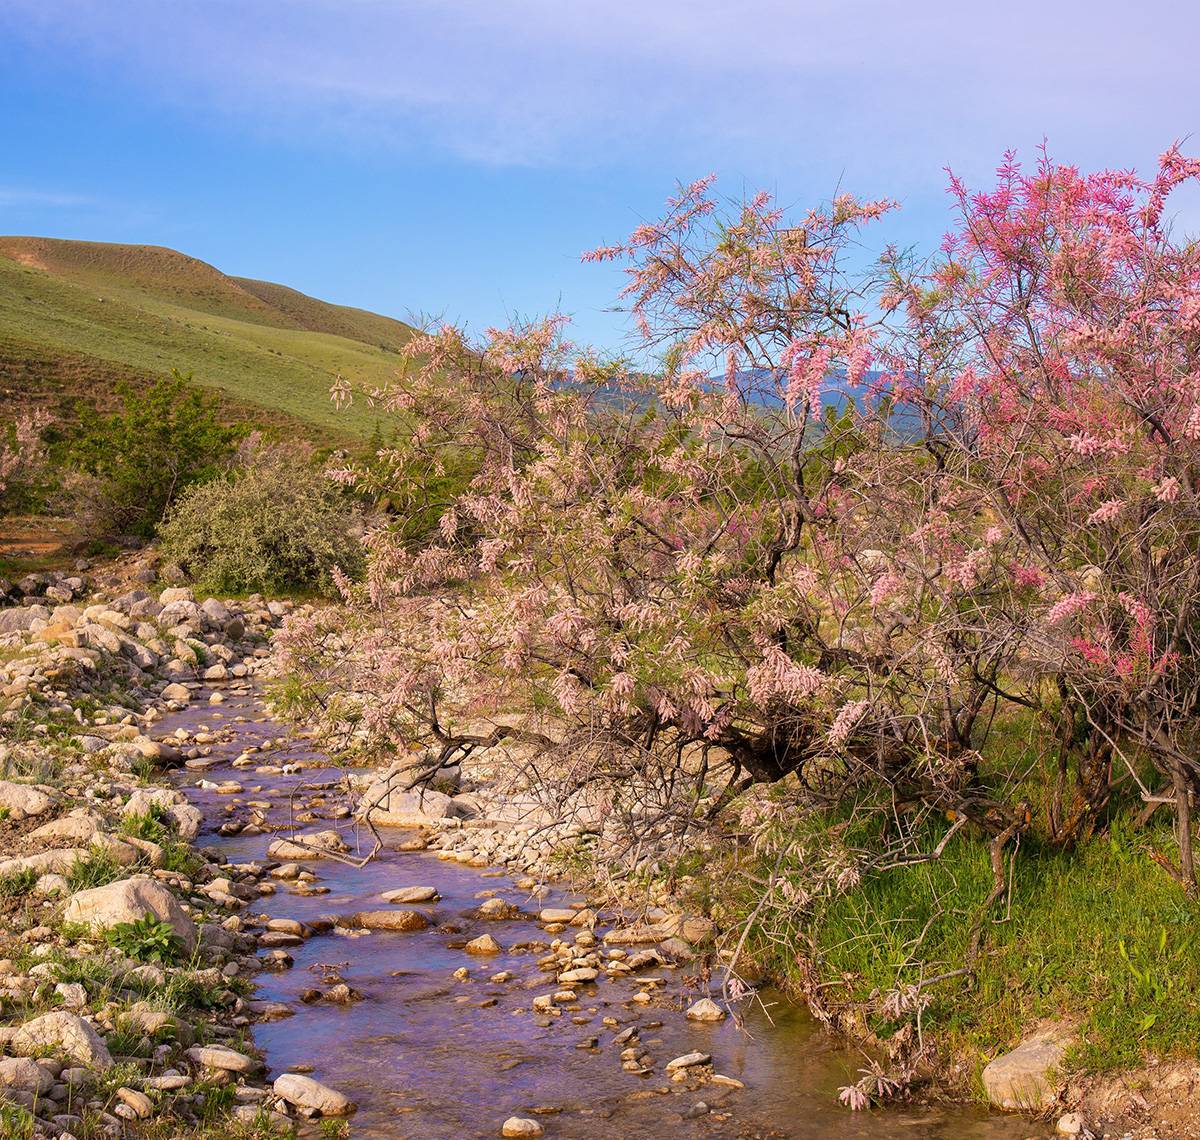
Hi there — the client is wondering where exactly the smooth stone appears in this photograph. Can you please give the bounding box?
[381,886,439,904]
[501,1118,544,1138]
[273,1073,355,1117]
[685,998,727,1022]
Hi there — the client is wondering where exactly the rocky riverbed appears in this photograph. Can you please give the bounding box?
[0,579,1066,1137]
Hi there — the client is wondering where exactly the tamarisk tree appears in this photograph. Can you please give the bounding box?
[281,147,1200,885]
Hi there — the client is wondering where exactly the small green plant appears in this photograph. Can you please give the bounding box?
[104,916,185,965]
[0,868,38,897]
[0,1102,34,1139]
[66,847,126,892]
[121,806,170,843]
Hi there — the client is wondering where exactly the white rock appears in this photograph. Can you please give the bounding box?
[0,781,53,820]
[11,1012,112,1070]
[501,1118,544,1138]
[273,1073,355,1116]
[981,1027,1072,1110]
[686,998,727,1022]
[63,875,197,952]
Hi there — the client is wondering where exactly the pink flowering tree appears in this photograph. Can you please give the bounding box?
[895,147,1200,882]
[280,145,1200,887]
[282,179,1043,857]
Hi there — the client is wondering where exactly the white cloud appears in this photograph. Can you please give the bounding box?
[0,187,92,209]
[2,0,1195,181]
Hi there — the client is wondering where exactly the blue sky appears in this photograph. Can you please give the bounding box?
[1,0,1196,348]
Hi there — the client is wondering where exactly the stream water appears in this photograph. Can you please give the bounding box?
[163,686,1052,1139]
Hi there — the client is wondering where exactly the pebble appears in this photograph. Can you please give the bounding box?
[501,1118,545,1138]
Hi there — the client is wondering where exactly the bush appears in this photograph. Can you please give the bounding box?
[104,915,185,964]
[158,447,362,594]
[66,372,242,539]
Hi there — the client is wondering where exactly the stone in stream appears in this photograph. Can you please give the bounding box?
[501,1118,544,1138]
[665,1052,712,1072]
[351,909,430,932]
[538,907,578,925]
[266,830,349,860]
[686,998,727,1022]
[464,933,503,954]
[478,897,518,919]
[381,885,439,904]
[273,1073,356,1116]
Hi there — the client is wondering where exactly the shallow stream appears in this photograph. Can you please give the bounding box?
[164,686,1051,1140]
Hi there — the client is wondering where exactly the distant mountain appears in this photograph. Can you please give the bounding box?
[0,236,418,440]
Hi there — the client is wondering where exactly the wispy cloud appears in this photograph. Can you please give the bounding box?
[2,0,1195,183]
[0,187,92,209]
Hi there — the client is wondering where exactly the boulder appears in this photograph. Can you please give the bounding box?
[11,1012,112,1070]
[982,1026,1073,1110]
[161,682,192,703]
[0,606,49,635]
[0,781,53,820]
[273,1073,355,1116]
[0,1057,53,1094]
[357,769,457,827]
[28,812,103,845]
[63,876,197,952]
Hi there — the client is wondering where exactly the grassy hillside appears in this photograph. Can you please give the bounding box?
[0,236,417,440]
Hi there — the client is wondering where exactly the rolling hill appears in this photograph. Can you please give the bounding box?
[0,236,419,440]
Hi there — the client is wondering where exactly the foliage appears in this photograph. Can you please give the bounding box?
[121,806,170,843]
[104,915,186,964]
[66,847,127,893]
[158,442,363,594]
[0,868,38,898]
[65,371,243,538]
[277,146,1200,1088]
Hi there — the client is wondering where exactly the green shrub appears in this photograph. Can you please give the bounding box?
[120,806,170,843]
[158,447,362,594]
[66,372,243,539]
[104,915,185,965]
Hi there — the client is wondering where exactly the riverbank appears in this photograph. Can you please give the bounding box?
[0,575,1186,1138]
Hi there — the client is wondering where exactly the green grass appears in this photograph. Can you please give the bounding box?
[720,802,1200,1093]
[65,846,128,892]
[0,237,416,441]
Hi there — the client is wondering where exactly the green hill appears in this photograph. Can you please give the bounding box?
[0,236,418,440]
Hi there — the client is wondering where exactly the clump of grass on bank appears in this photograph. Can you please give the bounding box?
[715,802,1200,1090]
